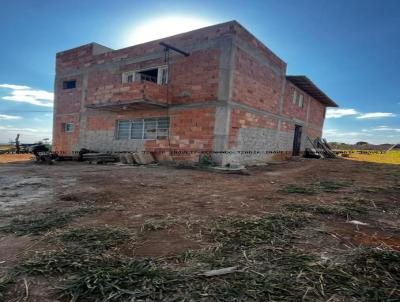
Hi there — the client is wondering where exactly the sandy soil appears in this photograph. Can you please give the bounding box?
[0,154,34,164]
[0,158,399,300]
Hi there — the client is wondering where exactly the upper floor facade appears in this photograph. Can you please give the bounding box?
[55,20,336,123]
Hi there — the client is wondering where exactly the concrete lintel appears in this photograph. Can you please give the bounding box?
[169,100,223,111]
[53,112,80,117]
[293,118,305,126]
[228,101,286,124]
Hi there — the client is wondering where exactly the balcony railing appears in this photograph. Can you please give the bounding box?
[86,80,168,111]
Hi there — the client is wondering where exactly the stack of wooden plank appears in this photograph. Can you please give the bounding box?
[82,153,117,164]
[119,152,155,165]
[307,137,336,159]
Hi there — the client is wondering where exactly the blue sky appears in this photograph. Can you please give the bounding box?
[0,0,399,144]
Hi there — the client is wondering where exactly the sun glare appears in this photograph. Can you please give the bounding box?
[127,16,214,45]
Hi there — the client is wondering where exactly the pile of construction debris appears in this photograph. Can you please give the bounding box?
[304,137,336,159]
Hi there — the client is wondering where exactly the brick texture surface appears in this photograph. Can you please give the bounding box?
[232,47,283,114]
[282,82,308,121]
[53,21,331,162]
[53,114,79,155]
[229,108,278,147]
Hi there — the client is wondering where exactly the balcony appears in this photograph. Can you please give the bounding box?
[86,78,168,112]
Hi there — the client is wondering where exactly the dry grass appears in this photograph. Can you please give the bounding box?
[0,154,34,164]
[2,159,400,301]
[281,180,352,195]
[141,217,177,232]
[0,207,98,235]
[0,274,14,294]
[342,150,400,165]
[285,198,373,219]
[59,227,131,252]
[11,213,400,301]
[0,144,12,150]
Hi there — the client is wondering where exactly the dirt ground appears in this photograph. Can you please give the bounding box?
[0,157,399,301]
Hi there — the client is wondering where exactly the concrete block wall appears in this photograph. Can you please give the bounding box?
[224,108,294,164]
[228,108,278,148]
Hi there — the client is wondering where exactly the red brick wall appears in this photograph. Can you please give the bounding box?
[306,127,322,138]
[56,44,95,72]
[56,22,236,73]
[81,51,219,107]
[229,108,278,147]
[52,114,79,155]
[86,114,115,131]
[232,47,283,114]
[54,21,330,160]
[167,107,215,150]
[86,109,169,131]
[86,81,168,106]
[282,82,308,121]
[282,81,325,131]
[55,75,82,114]
[308,98,326,127]
[170,48,219,104]
[233,23,286,70]
[55,22,230,156]
[85,69,120,106]
[84,107,215,152]
[281,121,296,133]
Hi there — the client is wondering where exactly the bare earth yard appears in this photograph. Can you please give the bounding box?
[0,157,399,301]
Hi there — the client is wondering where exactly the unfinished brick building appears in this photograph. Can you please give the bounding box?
[53,20,337,164]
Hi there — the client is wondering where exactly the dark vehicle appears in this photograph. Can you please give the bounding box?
[32,143,58,164]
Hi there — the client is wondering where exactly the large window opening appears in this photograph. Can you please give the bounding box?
[116,117,170,140]
[137,69,158,83]
[122,66,168,85]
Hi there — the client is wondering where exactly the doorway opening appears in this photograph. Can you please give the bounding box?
[292,125,302,156]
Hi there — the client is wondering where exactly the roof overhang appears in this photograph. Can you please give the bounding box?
[286,76,338,107]
[86,99,168,112]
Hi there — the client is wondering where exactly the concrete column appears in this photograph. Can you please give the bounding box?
[52,77,58,151]
[77,72,88,152]
[304,97,312,148]
[213,35,236,165]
